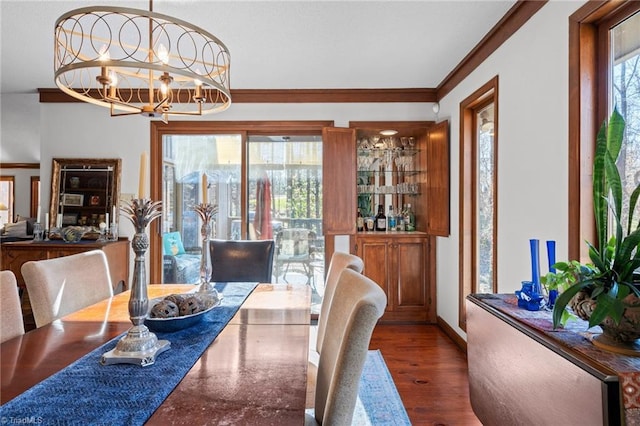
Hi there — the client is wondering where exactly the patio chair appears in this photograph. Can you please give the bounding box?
[274,228,317,285]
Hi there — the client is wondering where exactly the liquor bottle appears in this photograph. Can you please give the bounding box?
[396,208,405,231]
[375,204,387,231]
[404,203,415,232]
[388,205,396,231]
[356,208,364,232]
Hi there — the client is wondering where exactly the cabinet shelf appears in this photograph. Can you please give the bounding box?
[357,148,420,157]
[357,170,422,176]
[357,189,420,196]
[63,206,108,211]
[62,188,107,193]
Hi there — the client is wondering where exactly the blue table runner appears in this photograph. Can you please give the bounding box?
[0,282,258,426]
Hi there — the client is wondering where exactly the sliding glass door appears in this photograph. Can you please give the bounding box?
[154,125,325,314]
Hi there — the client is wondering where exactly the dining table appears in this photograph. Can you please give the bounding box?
[1,283,311,425]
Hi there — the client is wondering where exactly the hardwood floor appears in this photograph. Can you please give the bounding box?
[370,324,481,426]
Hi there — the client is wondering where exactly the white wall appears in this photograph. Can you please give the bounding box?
[0,93,40,162]
[0,168,37,220]
[0,93,41,222]
[436,0,584,338]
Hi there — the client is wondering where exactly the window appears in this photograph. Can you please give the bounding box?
[477,103,496,294]
[610,11,640,237]
[0,176,14,226]
[569,2,640,260]
[459,77,499,330]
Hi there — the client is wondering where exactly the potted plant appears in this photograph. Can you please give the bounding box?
[546,108,640,348]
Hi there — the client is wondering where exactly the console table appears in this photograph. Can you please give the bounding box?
[466,293,640,426]
[0,239,130,293]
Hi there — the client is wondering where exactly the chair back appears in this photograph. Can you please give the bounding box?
[0,270,25,343]
[315,251,364,354]
[313,268,386,425]
[210,239,275,282]
[21,250,114,328]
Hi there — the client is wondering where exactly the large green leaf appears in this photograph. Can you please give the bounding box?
[614,228,640,278]
[628,184,640,235]
[591,290,618,327]
[552,280,594,328]
[604,150,623,227]
[593,120,609,253]
[607,107,625,163]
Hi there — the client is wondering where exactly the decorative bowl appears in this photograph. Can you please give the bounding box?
[145,293,221,333]
[61,226,90,243]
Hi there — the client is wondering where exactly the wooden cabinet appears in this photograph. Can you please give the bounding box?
[466,294,627,425]
[355,233,436,323]
[323,120,450,236]
[322,127,357,235]
[1,239,130,293]
[323,121,448,323]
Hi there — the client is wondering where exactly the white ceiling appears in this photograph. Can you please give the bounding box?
[0,0,517,94]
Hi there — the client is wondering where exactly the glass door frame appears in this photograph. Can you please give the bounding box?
[149,120,332,284]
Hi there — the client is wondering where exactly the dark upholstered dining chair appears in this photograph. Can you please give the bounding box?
[209,239,275,282]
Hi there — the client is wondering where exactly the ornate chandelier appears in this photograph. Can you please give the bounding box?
[54,2,231,122]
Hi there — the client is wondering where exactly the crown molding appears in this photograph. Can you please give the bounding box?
[39,88,436,104]
[0,162,40,169]
[437,0,547,100]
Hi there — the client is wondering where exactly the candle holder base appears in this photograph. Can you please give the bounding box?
[198,282,220,300]
[101,325,170,367]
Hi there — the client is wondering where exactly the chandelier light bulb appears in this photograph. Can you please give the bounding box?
[108,71,118,98]
[193,69,204,101]
[99,46,110,62]
[157,44,169,64]
[194,68,203,87]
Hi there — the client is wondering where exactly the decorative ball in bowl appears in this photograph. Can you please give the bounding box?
[61,226,90,243]
[145,292,221,332]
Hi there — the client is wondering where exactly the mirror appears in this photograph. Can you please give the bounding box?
[49,158,121,230]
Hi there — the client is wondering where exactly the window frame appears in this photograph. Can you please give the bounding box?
[459,76,499,331]
[30,176,40,220]
[568,1,640,261]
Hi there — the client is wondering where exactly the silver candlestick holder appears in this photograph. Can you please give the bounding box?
[101,198,170,367]
[193,203,219,298]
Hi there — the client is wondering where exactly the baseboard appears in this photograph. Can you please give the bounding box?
[437,316,467,354]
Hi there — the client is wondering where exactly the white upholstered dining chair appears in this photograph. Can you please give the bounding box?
[305,268,386,425]
[1,270,25,343]
[21,250,114,328]
[307,252,365,407]
[315,251,365,355]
